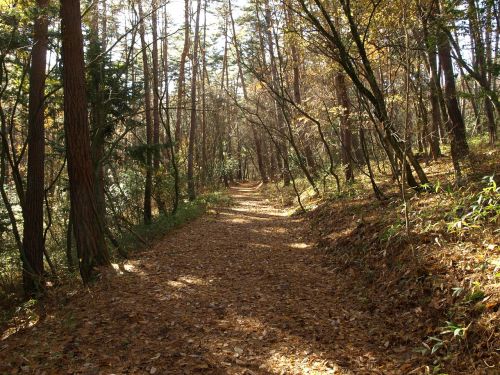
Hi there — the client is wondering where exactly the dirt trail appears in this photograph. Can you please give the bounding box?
[1,183,415,374]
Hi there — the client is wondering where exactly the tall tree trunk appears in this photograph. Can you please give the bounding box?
[218,11,230,187]
[467,0,497,143]
[200,0,208,186]
[23,0,49,295]
[89,0,109,261]
[175,0,190,150]
[138,1,153,223]
[229,0,268,183]
[256,0,274,180]
[421,10,442,160]
[151,0,164,211]
[263,0,290,186]
[162,13,180,213]
[435,0,469,171]
[187,0,202,200]
[60,0,110,283]
[100,0,107,50]
[285,2,316,174]
[335,72,354,182]
[271,16,318,193]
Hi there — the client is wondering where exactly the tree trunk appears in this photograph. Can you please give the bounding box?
[436,1,469,164]
[421,11,442,160]
[138,1,153,223]
[263,0,290,186]
[229,0,268,183]
[162,12,180,214]
[285,2,316,174]
[200,0,208,186]
[467,0,497,143]
[89,0,109,261]
[23,0,49,295]
[187,0,202,200]
[60,0,110,283]
[335,72,354,182]
[151,0,164,211]
[175,0,190,150]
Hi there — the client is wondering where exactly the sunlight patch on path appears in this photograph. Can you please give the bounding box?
[0,182,405,373]
[289,242,313,249]
[264,349,344,375]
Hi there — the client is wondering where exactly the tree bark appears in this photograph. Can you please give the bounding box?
[335,72,354,182]
[88,0,109,261]
[285,2,316,174]
[436,1,469,164]
[263,0,290,186]
[467,0,497,143]
[162,12,180,214]
[23,0,49,295]
[151,0,164,211]
[60,0,110,283]
[175,0,190,150]
[187,0,202,200]
[138,1,153,223]
[200,0,208,186]
[229,0,268,183]
[421,10,442,160]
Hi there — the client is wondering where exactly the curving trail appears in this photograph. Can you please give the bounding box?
[1,183,413,374]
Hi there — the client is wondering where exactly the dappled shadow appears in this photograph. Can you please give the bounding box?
[1,182,434,373]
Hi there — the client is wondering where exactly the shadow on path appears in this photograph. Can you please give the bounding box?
[1,182,418,374]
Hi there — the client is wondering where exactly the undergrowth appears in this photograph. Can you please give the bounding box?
[446,175,499,235]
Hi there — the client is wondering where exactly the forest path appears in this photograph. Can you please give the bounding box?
[2,183,407,374]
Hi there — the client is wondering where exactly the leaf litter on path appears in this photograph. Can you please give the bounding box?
[1,183,445,374]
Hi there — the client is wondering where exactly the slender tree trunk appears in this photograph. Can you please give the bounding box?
[66,208,74,272]
[162,13,180,214]
[100,0,107,49]
[360,127,385,200]
[138,1,153,223]
[187,0,202,200]
[335,72,354,182]
[23,0,49,295]
[436,1,469,166]
[219,11,230,187]
[263,0,290,186]
[271,18,318,193]
[229,0,268,183]
[421,12,442,160]
[285,2,316,174]
[89,0,109,260]
[256,0,274,180]
[60,0,110,283]
[200,0,208,186]
[467,0,497,143]
[265,139,275,180]
[175,0,190,150]
[151,0,164,211]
